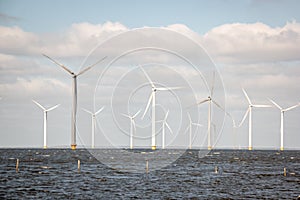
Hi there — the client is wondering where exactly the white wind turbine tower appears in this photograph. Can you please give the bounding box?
[122,110,141,149]
[43,54,106,150]
[141,67,181,150]
[157,110,173,149]
[185,113,202,149]
[32,100,60,149]
[197,72,223,150]
[239,88,271,150]
[82,107,105,149]
[269,99,300,151]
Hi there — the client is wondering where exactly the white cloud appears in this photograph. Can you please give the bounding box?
[0,21,129,57]
[0,77,69,98]
[202,21,300,63]
[0,26,39,55]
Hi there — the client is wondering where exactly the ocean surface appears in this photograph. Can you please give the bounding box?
[0,149,299,199]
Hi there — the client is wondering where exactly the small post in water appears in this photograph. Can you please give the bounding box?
[283,167,286,176]
[214,166,218,174]
[146,159,149,173]
[78,160,80,173]
[16,159,19,173]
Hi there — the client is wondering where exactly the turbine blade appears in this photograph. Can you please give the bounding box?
[187,112,192,123]
[46,104,60,112]
[239,108,250,127]
[43,54,74,75]
[133,109,141,118]
[156,87,183,91]
[95,106,105,115]
[77,66,93,76]
[140,67,155,88]
[253,104,271,108]
[82,108,93,115]
[225,112,237,128]
[183,125,190,135]
[132,119,137,133]
[164,110,169,121]
[242,88,252,105]
[197,98,210,105]
[212,99,224,111]
[165,122,173,134]
[269,99,282,110]
[192,123,202,127]
[32,100,46,110]
[121,113,130,118]
[77,56,106,76]
[142,93,153,119]
[211,71,216,97]
[284,104,300,112]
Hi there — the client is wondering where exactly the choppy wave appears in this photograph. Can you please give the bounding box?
[0,149,299,199]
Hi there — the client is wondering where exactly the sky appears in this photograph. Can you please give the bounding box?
[0,0,300,149]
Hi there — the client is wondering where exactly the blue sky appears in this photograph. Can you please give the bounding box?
[1,0,300,33]
[0,0,300,149]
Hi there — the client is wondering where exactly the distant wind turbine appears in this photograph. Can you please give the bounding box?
[141,67,181,150]
[185,113,202,149]
[82,107,105,149]
[269,99,300,151]
[197,71,223,150]
[227,112,241,149]
[32,100,60,149]
[239,88,271,150]
[43,54,106,150]
[157,110,173,149]
[122,110,141,149]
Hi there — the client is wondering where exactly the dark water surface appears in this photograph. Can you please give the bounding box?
[0,149,299,199]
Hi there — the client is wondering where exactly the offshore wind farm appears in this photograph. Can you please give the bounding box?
[1,0,300,199]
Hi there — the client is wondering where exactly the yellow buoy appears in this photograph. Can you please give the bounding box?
[71,144,77,150]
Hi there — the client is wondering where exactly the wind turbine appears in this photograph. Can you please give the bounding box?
[269,99,299,151]
[157,110,173,149]
[122,110,141,149]
[82,107,105,149]
[43,54,106,150]
[32,100,60,149]
[239,88,271,150]
[141,67,181,150]
[185,113,202,149]
[226,112,241,149]
[197,72,223,150]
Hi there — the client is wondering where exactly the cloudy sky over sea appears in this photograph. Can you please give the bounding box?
[0,0,300,149]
